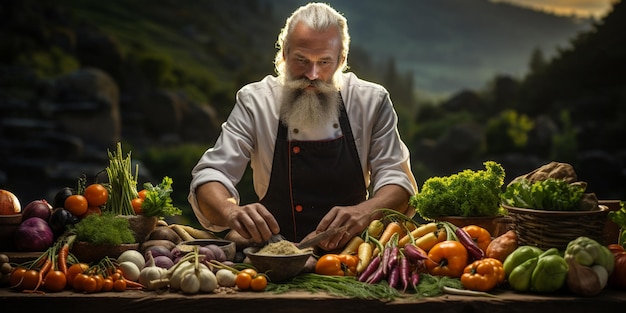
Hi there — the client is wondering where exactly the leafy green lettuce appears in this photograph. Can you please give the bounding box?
[501,178,585,211]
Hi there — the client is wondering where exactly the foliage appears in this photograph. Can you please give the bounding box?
[410,161,506,218]
[485,109,534,154]
[501,178,585,211]
[141,176,182,218]
[72,213,136,245]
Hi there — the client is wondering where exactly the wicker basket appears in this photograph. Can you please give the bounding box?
[503,204,609,250]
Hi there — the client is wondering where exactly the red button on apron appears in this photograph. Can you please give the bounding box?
[292,146,300,154]
[295,204,303,212]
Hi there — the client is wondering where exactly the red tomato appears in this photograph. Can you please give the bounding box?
[608,244,626,288]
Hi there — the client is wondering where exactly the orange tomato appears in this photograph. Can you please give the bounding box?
[240,268,258,277]
[250,275,267,291]
[66,263,89,288]
[79,206,102,218]
[64,194,88,217]
[44,270,67,292]
[131,198,144,215]
[19,269,40,291]
[9,267,27,289]
[73,273,90,292]
[235,272,252,290]
[113,278,126,291]
[82,275,99,293]
[83,183,109,207]
[101,277,114,292]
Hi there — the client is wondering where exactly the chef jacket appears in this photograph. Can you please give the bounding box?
[188,72,418,232]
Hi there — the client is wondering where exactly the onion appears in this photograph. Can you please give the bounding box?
[21,200,53,222]
[144,245,172,260]
[153,255,175,269]
[14,217,54,251]
[0,189,21,215]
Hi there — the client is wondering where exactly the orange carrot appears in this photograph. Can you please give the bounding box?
[58,244,69,275]
[24,257,52,293]
[372,222,404,255]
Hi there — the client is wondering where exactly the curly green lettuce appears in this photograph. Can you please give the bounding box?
[141,176,182,218]
[410,161,506,219]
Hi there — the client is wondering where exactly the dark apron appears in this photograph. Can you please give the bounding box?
[259,99,367,242]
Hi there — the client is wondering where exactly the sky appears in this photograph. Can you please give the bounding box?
[491,0,617,19]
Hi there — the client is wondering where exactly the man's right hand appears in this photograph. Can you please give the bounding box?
[226,203,280,243]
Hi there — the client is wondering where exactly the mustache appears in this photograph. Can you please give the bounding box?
[283,78,337,94]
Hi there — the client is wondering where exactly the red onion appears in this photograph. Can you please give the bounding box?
[14,217,54,251]
[21,199,53,222]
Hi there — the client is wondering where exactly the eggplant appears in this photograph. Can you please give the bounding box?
[53,187,74,209]
[48,207,79,237]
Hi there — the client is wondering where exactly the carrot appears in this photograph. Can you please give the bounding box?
[398,222,438,247]
[372,221,404,255]
[24,257,52,293]
[341,236,365,255]
[356,241,373,274]
[58,244,69,275]
[414,228,447,252]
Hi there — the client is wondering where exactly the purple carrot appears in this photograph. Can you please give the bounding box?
[403,243,429,262]
[387,262,400,289]
[387,246,399,273]
[400,256,410,292]
[358,255,381,282]
[411,270,420,290]
[366,266,385,284]
[381,245,391,275]
[455,227,484,260]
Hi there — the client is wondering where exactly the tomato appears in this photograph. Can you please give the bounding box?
[83,184,109,207]
[113,278,127,291]
[131,198,144,215]
[19,269,40,291]
[608,244,626,288]
[73,273,90,292]
[93,274,104,292]
[44,270,67,292]
[240,268,258,277]
[101,277,114,292]
[250,275,268,291]
[82,275,99,293]
[64,194,88,217]
[425,240,469,278]
[9,267,27,289]
[66,263,89,288]
[235,272,252,290]
[137,189,148,200]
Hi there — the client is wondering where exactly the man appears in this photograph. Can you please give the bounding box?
[188,2,417,252]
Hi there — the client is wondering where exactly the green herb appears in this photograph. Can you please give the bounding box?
[72,213,136,245]
[105,142,139,215]
[410,161,506,218]
[412,273,463,298]
[501,178,585,211]
[141,176,182,218]
[266,273,401,300]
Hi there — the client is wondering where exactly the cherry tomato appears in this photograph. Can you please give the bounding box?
[64,194,88,216]
[19,269,40,291]
[82,275,99,293]
[240,268,258,277]
[83,183,109,207]
[79,206,102,218]
[44,270,67,292]
[73,273,90,292]
[250,275,268,291]
[113,278,126,291]
[101,277,114,292]
[9,267,27,289]
[235,272,252,290]
[131,198,144,215]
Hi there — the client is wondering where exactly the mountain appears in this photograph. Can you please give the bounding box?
[263,0,593,99]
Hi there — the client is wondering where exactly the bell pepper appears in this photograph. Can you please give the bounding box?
[507,247,569,293]
[460,257,505,292]
[315,254,358,276]
[564,236,614,274]
[530,248,569,293]
[503,245,544,276]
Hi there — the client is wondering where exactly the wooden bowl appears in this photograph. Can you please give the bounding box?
[243,246,312,282]
[71,241,140,263]
[0,214,22,251]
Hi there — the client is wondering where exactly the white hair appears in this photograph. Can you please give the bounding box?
[274,2,350,85]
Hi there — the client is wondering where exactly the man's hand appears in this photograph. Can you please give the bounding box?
[227,203,280,243]
[312,204,370,251]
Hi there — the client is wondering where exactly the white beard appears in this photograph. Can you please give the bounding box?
[279,78,341,130]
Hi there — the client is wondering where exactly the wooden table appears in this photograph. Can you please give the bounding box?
[1,286,624,313]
